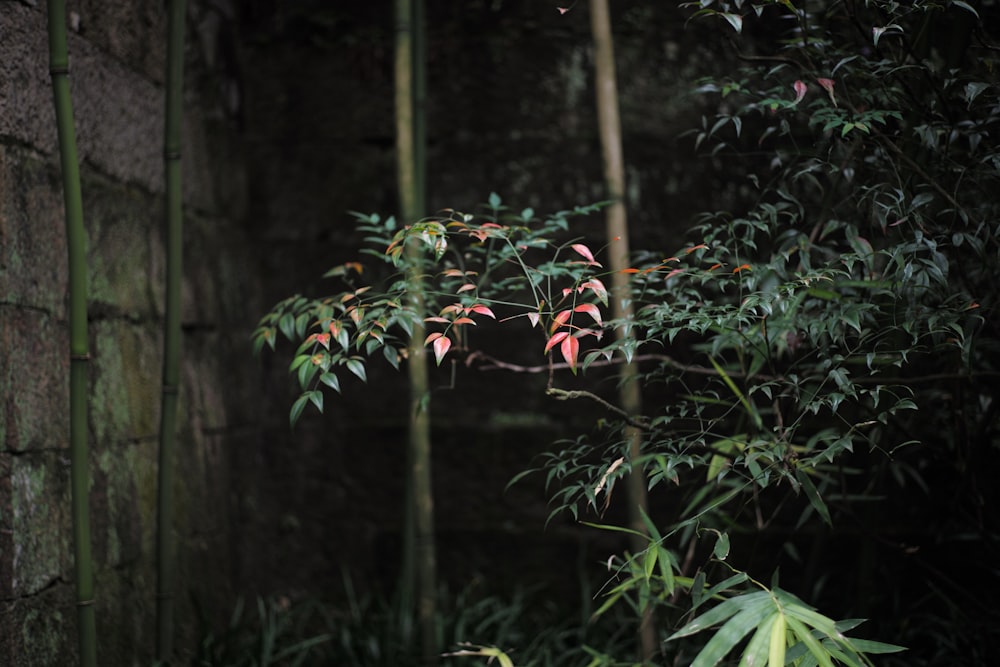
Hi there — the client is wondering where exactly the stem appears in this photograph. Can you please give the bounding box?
[46,2,97,665]
[396,0,437,662]
[156,0,187,662]
[589,0,656,661]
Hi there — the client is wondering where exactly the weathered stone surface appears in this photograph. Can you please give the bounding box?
[0,146,70,314]
[0,450,71,599]
[0,306,69,453]
[88,319,162,446]
[0,2,241,213]
[0,582,76,667]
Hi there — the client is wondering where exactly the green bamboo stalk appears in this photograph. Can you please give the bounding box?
[46,2,97,665]
[588,0,656,662]
[156,0,187,662]
[395,0,438,663]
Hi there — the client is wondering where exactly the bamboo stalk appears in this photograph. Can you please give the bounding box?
[588,0,657,662]
[395,0,438,663]
[155,0,187,662]
[46,2,98,665]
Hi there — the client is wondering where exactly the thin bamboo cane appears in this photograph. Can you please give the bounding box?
[588,0,657,662]
[156,0,187,662]
[395,0,438,663]
[46,2,97,665]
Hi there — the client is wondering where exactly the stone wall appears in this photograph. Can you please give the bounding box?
[1,1,252,663]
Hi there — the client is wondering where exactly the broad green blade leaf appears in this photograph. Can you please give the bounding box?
[785,615,835,667]
[843,637,907,654]
[769,611,786,667]
[737,611,777,667]
[784,602,839,638]
[669,590,769,641]
[692,601,777,667]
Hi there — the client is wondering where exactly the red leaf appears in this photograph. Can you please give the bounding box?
[571,243,597,263]
[685,243,709,254]
[457,283,477,293]
[544,331,569,354]
[425,332,444,345]
[452,317,477,326]
[551,309,573,332]
[432,335,451,365]
[816,77,837,106]
[470,304,496,319]
[793,79,808,105]
[733,264,752,273]
[560,334,579,371]
[574,303,603,326]
[581,278,608,305]
[314,333,331,350]
[621,267,641,274]
[424,316,451,324]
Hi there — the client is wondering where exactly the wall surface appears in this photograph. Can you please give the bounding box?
[1,1,253,663]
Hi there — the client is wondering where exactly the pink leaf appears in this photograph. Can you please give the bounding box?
[432,335,451,365]
[816,77,837,107]
[425,332,443,345]
[544,331,569,354]
[571,243,597,263]
[560,334,579,372]
[452,317,476,326]
[527,311,541,328]
[557,6,570,14]
[551,309,573,332]
[581,278,608,305]
[574,303,603,327]
[470,304,496,319]
[457,283,477,293]
[793,80,808,105]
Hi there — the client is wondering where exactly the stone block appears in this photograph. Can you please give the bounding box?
[88,319,162,447]
[83,174,158,320]
[0,450,71,600]
[0,146,70,314]
[0,582,76,667]
[0,307,69,453]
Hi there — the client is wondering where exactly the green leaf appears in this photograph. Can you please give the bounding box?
[307,390,323,412]
[713,532,731,561]
[785,615,835,667]
[737,611,777,667]
[289,394,311,427]
[319,372,341,393]
[346,358,367,382]
[279,313,296,341]
[795,468,832,526]
[721,12,743,33]
[669,589,768,640]
[691,604,774,667]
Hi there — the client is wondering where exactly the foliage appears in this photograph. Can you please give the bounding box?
[193,578,634,667]
[256,0,1000,664]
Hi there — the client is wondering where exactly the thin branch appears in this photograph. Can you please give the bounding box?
[546,387,651,430]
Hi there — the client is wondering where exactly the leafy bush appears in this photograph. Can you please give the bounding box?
[256,0,1000,664]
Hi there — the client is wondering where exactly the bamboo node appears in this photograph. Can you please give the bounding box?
[70,354,91,361]
[77,598,95,608]
[49,66,70,76]
[161,385,179,395]
[164,150,181,161]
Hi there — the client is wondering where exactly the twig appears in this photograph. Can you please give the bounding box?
[546,387,651,430]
